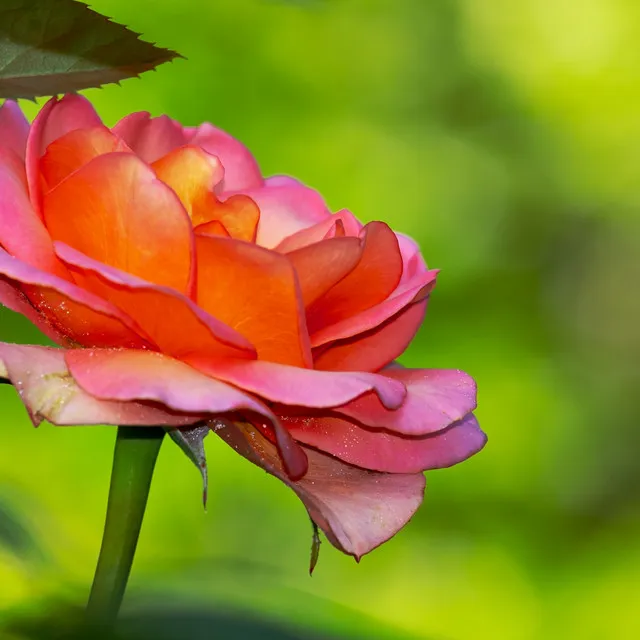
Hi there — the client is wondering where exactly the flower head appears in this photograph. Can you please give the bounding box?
[0,95,485,560]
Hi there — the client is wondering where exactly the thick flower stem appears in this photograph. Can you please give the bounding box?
[86,426,165,627]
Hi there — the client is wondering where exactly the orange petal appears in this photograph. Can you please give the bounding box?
[206,194,260,243]
[0,249,148,349]
[42,152,194,294]
[195,235,311,367]
[23,286,147,348]
[314,300,427,372]
[194,220,230,237]
[151,145,223,218]
[152,146,259,242]
[306,222,403,334]
[287,236,362,307]
[40,126,130,192]
[56,242,256,361]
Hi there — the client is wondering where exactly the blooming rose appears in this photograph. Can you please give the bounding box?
[0,95,485,560]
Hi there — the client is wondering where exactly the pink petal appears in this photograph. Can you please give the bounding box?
[215,421,425,559]
[235,178,332,249]
[396,233,429,285]
[262,175,299,188]
[0,249,148,349]
[333,367,477,435]
[186,358,406,410]
[55,243,256,361]
[311,269,438,348]
[113,112,188,163]
[0,148,68,277]
[275,209,363,253]
[0,343,198,427]
[189,122,263,192]
[282,412,486,473]
[65,349,307,479]
[0,101,29,158]
[314,300,427,372]
[26,95,102,211]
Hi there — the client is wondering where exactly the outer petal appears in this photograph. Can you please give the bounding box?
[307,222,404,334]
[42,152,194,293]
[65,349,307,479]
[216,421,425,559]
[0,148,68,278]
[0,343,199,427]
[189,122,262,192]
[56,243,256,361]
[333,367,477,435]
[314,300,427,372]
[113,112,188,163]
[0,101,29,158]
[195,235,311,367]
[311,269,438,348]
[26,95,102,211]
[282,413,487,474]
[187,358,406,410]
[238,178,332,249]
[0,249,148,349]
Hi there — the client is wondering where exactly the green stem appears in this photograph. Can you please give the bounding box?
[86,426,165,627]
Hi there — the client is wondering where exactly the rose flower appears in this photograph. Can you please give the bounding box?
[0,95,485,560]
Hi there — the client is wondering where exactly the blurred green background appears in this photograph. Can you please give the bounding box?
[1,0,639,638]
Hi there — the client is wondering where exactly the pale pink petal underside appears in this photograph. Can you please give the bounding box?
[0,343,198,427]
[216,421,426,559]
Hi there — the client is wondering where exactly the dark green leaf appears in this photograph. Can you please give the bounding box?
[0,0,180,99]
